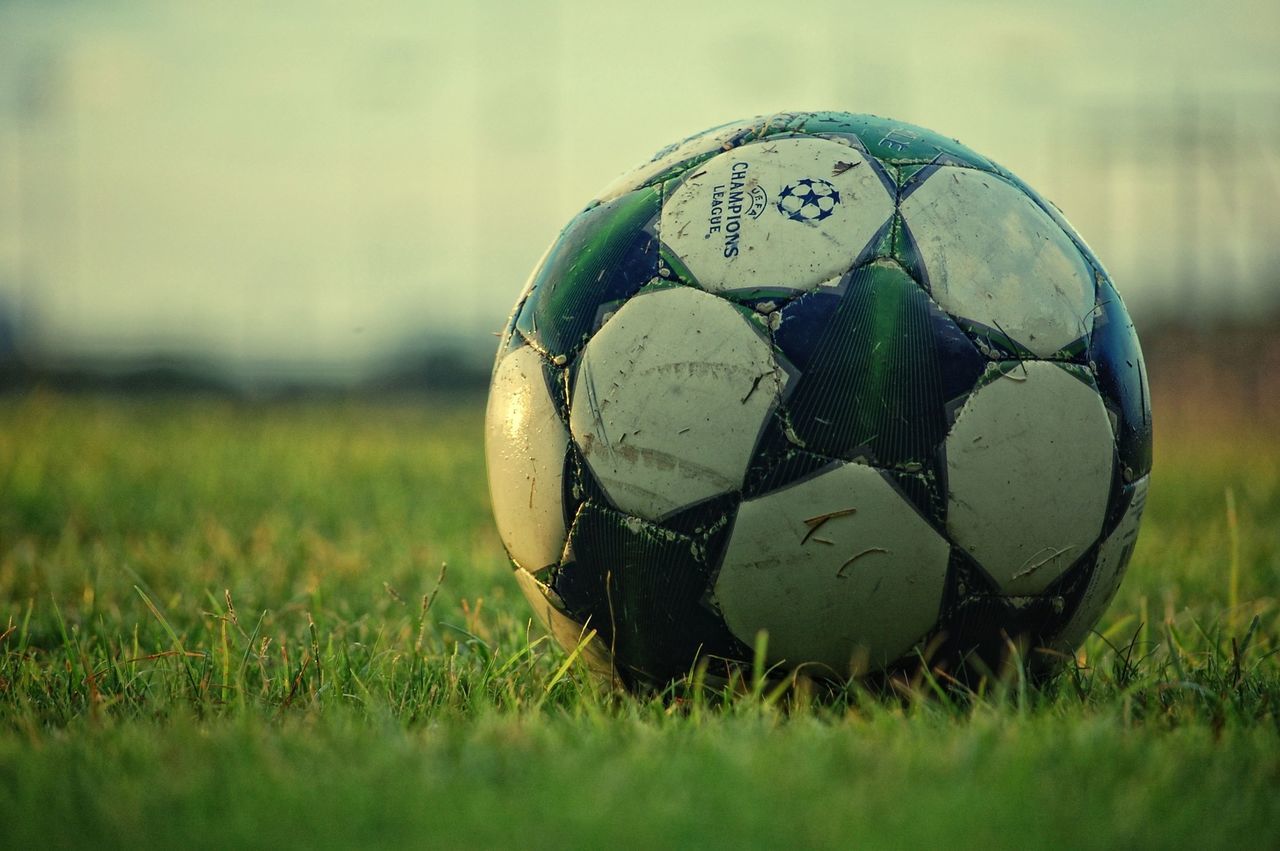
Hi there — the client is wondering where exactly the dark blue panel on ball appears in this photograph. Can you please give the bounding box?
[938,546,1002,614]
[1100,477,1143,543]
[741,437,842,501]
[551,503,750,685]
[932,542,1100,681]
[771,290,842,374]
[566,440,613,511]
[515,186,661,360]
[775,261,986,468]
[657,491,741,540]
[881,466,945,532]
[932,592,1073,678]
[1089,277,1153,483]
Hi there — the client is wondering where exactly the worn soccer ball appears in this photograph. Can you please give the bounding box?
[485,112,1152,689]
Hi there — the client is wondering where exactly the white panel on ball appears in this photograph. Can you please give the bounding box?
[713,462,951,676]
[1055,476,1150,651]
[570,286,783,521]
[659,136,894,294]
[945,362,1114,595]
[485,345,569,573]
[900,167,1094,357]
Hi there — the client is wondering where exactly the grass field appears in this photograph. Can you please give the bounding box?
[1,391,1277,849]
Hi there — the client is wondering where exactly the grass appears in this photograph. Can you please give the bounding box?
[1,391,1278,849]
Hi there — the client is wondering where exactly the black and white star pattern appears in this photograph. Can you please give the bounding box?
[776,177,841,222]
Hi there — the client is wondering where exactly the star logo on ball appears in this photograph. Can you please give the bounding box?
[776,177,841,222]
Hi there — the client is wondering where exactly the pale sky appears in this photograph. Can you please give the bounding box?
[1,0,1277,376]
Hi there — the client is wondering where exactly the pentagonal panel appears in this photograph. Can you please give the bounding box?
[945,362,1114,595]
[570,286,783,521]
[899,167,1095,357]
[512,566,616,678]
[485,345,569,572]
[659,136,894,294]
[1055,476,1150,650]
[714,462,951,676]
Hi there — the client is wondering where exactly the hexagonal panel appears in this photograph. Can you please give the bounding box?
[899,167,1095,357]
[1055,476,1150,651]
[570,286,783,521]
[945,362,1115,595]
[659,136,894,294]
[485,345,569,572]
[714,461,951,676]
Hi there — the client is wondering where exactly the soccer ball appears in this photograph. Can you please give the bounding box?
[485,112,1152,689]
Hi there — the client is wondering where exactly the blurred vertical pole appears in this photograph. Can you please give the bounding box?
[464,4,482,332]
[14,44,64,356]
[1094,103,1113,280]
[554,0,570,218]
[0,8,13,357]
[1177,87,1200,319]
[1123,93,1140,311]
[1224,95,1240,302]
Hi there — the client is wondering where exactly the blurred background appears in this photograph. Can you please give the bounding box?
[1,0,1278,421]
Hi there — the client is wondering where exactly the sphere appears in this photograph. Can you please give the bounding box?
[484,112,1152,689]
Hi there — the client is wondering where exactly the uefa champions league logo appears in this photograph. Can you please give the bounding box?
[776,177,841,222]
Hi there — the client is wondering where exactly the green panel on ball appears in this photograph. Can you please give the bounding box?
[515,186,662,360]
[775,260,986,468]
[800,112,994,168]
[657,242,700,288]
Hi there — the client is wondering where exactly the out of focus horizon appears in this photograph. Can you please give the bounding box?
[1,0,1278,390]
